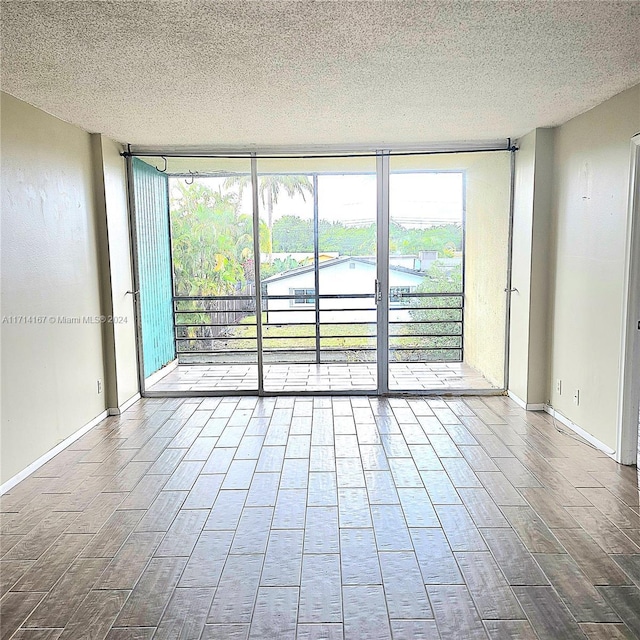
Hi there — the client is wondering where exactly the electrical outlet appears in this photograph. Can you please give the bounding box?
[573,389,580,406]
[97,379,103,394]
[556,379,562,395]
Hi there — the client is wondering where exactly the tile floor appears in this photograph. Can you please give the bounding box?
[1,395,640,639]
[147,362,496,393]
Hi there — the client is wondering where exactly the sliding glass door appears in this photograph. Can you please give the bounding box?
[387,169,465,390]
[386,152,511,392]
[257,157,377,392]
[133,149,510,395]
[136,156,261,393]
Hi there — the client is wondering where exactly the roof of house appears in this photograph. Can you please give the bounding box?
[261,256,426,284]
[260,252,339,263]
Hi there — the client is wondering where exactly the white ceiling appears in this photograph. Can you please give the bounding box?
[2,1,639,148]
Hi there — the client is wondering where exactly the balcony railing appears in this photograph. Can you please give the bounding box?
[173,291,463,365]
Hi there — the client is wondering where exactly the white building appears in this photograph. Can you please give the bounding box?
[262,257,429,324]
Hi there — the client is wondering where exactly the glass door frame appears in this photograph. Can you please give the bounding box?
[129,146,513,398]
[376,152,390,394]
[256,157,379,393]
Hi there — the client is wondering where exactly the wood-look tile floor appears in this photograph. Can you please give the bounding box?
[148,362,496,393]
[1,396,640,639]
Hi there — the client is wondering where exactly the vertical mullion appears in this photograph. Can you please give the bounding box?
[251,155,265,394]
[164,173,178,363]
[126,156,146,396]
[313,174,321,365]
[503,146,517,390]
[377,152,390,394]
[461,170,467,364]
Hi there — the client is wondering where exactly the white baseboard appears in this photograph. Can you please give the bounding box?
[108,392,141,416]
[144,359,178,388]
[0,409,110,495]
[507,390,546,412]
[544,405,616,457]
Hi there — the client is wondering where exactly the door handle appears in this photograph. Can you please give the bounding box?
[375,279,382,304]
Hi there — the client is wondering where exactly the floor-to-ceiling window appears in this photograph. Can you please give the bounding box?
[386,152,511,392]
[257,156,378,392]
[387,169,465,390]
[131,148,511,396]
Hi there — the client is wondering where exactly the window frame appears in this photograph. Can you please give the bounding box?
[290,287,316,307]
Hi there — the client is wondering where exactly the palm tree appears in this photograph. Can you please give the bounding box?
[171,181,255,296]
[224,174,314,261]
[170,181,263,355]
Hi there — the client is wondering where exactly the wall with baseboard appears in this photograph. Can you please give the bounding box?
[509,128,553,406]
[547,84,640,452]
[0,93,110,483]
[509,131,537,401]
[0,93,138,485]
[93,135,140,407]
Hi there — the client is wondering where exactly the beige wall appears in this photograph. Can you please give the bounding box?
[509,132,536,400]
[528,129,554,403]
[547,85,640,450]
[509,128,553,405]
[462,153,511,387]
[0,93,137,484]
[391,153,511,387]
[94,137,139,407]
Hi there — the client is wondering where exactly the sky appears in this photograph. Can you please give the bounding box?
[175,171,464,228]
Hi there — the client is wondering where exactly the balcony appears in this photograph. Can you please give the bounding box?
[145,293,497,394]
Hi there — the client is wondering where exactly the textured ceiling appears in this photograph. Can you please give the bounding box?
[2,1,639,148]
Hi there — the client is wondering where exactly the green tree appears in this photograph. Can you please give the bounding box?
[402,262,463,361]
[260,256,302,279]
[272,215,314,252]
[224,174,314,260]
[170,180,274,353]
[415,261,463,296]
[389,222,462,255]
[271,216,461,258]
[171,180,263,296]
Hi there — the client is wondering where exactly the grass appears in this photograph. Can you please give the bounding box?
[231,313,375,349]
[227,313,461,351]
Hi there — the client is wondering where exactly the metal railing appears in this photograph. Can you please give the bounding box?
[173,291,463,365]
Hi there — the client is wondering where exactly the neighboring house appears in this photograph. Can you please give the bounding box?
[261,256,431,324]
[390,250,438,271]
